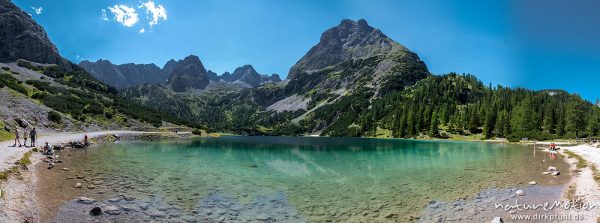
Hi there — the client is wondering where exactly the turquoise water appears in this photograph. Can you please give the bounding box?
[50,137,570,222]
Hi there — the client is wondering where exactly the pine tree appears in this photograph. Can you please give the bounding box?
[467,106,479,134]
[407,104,416,137]
[398,111,408,138]
[429,112,439,137]
[556,111,566,137]
[510,98,537,137]
[586,110,600,137]
[542,105,556,134]
[566,99,587,138]
[495,110,510,137]
[483,104,497,139]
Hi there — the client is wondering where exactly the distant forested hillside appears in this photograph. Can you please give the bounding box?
[124,72,599,141]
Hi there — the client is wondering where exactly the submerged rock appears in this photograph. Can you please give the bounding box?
[77,197,95,204]
[150,211,166,218]
[515,190,525,196]
[103,205,120,215]
[90,207,102,216]
[548,166,557,172]
[551,171,560,176]
[122,195,136,201]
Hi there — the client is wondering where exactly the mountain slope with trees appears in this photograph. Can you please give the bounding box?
[124,19,599,140]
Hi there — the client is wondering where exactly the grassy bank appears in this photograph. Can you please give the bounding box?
[564,150,588,169]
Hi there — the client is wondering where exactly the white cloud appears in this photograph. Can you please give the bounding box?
[108,4,139,27]
[101,9,109,21]
[31,7,43,15]
[139,0,167,27]
[139,28,145,33]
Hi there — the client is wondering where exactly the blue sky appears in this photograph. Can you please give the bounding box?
[12,0,600,102]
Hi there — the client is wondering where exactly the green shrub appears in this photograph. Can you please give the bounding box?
[508,137,520,142]
[48,111,62,123]
[192,129,203,135]
[565,150,587,169]
[0,73,28,95]
[1,67,9,71]
[31,92,47,99]
[18,151,32,166]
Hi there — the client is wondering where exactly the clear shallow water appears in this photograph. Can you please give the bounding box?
[39,137,570,222]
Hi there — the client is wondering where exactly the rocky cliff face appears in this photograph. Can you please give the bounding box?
[227,65,281,87]
[166,55,210,92]
[207,70,219,82]
[162,59,178,76]
[279,19,429,105]
[79,60,167,89]
[0,0,69,67]
[287,19,407,80]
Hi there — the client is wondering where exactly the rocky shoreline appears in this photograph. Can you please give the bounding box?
[0,131,189,223]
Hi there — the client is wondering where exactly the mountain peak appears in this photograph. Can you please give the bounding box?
[288,19,407,77]
[166,55,209,92]
[232,65,257,75]
[182,55,201,62]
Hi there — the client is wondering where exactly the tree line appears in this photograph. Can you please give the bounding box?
[366,73,600,140]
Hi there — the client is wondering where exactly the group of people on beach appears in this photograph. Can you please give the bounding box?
[12,127,56,155]
[12,127,36,147]
[12,127,92,155]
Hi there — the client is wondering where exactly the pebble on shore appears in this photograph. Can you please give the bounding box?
[515,190,525,196]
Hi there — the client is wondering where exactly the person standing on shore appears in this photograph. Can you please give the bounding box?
[23,128,28,147]
[30,128,37,147]
[12,128,21,147]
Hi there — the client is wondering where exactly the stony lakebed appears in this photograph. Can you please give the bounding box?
[34,136,572,222]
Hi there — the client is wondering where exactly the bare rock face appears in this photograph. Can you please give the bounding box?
[79,59,168,89]
[161,59,178,76]
[166,55,210,92]
[282,19,428,100]
[287,19,408,79]
[0,1,68,67]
